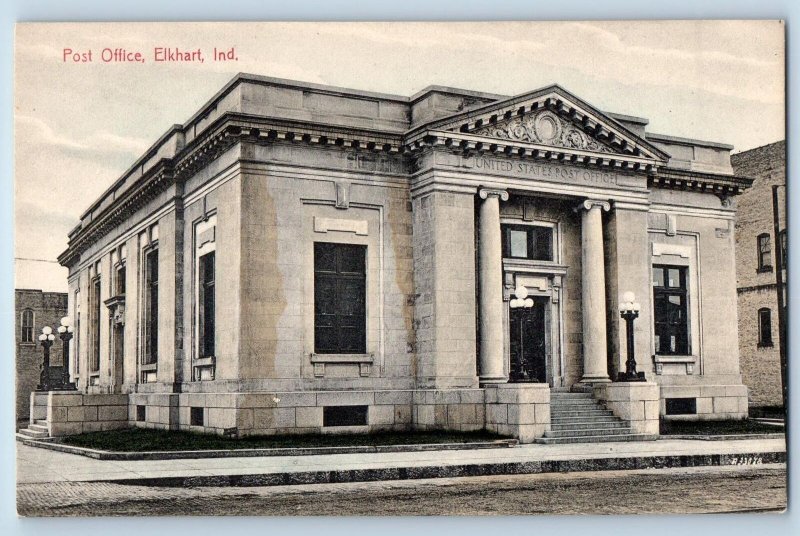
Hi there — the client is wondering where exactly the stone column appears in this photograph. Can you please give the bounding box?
[478,188,509,384]
[579,199,611,384]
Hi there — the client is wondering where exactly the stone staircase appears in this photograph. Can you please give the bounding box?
[18,420,51,440]
[18,392,51,440]
[536,392,652,444]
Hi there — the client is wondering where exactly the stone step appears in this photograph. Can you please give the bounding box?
[551,404,609,411]
[550,392,593,399]
[544,427,633,438]
[29,423,49,433]
[550,400,602,408]
[18,428,49,439]
[551,418,625,426]
[551,409,615,418]
[551,421,629,431]
[535,434,658,445]
[34,419,48,425]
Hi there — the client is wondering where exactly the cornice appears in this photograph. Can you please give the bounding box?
[59,110,754,267]
[650,167,754,201]
[59,112,410,266]
[404,130,659,174]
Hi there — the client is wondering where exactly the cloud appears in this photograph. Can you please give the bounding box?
[16,115,150,156]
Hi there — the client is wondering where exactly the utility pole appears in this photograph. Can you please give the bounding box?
[771,185,787,423]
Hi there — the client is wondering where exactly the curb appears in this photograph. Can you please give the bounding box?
[103,450,786,488]
[15,435,518,460]
[661,433,785,441]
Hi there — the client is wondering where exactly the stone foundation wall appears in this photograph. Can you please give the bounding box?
[45,392,129,437]
[115,387,551,442]
[659,384,748,421]
[129,393,180,430]
[412,389,486,432]
[484,384,551,442]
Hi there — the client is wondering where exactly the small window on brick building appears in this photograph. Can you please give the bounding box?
[758,308,773,347]
[779,229,787,269]
[21,309,34,343]
[757,233,772,272]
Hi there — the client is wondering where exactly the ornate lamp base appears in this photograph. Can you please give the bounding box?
[616,371,646,382]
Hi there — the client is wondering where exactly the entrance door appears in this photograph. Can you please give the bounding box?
[509,300,547,383]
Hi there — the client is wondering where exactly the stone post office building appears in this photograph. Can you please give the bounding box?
[41,74,754,443]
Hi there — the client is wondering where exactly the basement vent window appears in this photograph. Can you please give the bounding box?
[323,405,368,427]
[665,398,697,415]
[136,405,146,422]
[190,407,204,426]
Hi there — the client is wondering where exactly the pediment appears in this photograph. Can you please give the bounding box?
[415,85,669,162]
[469,108,616,154]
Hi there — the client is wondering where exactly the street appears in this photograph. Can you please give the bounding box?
[17,464,786,517]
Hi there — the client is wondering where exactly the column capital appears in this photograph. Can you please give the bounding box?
[478,188,509,202]
[578,199,611,212]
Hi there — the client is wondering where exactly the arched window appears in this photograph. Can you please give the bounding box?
[21,309,34,343]
[757,233,772,272]
[758,308,773,347]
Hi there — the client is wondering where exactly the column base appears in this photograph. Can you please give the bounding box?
[479,375,509,386]
[579,376,611,385]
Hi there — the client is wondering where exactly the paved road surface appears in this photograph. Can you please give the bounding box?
[17,464,786,516]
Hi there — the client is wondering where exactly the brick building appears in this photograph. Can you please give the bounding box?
[732,140,786,410]
[15,289,68,425]
[20,74,757,443]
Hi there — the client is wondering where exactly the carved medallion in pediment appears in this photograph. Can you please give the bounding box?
[471,110,614,154]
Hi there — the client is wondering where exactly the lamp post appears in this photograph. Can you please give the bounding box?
[57,316,77,390]
[36,326,56,391]
[617,291,646,382]
[509,285,536,382]
[509,285,534,310]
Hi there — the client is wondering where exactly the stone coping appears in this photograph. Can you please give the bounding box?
[102,451,786,488]
[15,435,518,461]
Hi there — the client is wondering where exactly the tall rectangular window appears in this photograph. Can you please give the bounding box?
[757,233,772,272]
[90,277,101,371]
[779,229,787,269]
[502,224,553,261]
[75,291,80,375]
[21,309,33,343]
[116,266,126,295]
[199,251,215,358]
[143,248,159,365]
[758,308,773,347]
[314,242,367,354]
[653,265,690,355]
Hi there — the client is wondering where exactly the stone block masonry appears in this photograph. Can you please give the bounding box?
[484,384,551,442]
[45,392,129,437]
[594,382,659,435]
[34,386,556,444]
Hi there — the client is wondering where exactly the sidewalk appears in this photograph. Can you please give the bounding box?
[16,436,786,487]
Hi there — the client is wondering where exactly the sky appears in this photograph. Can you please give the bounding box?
[14,21,785,292]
